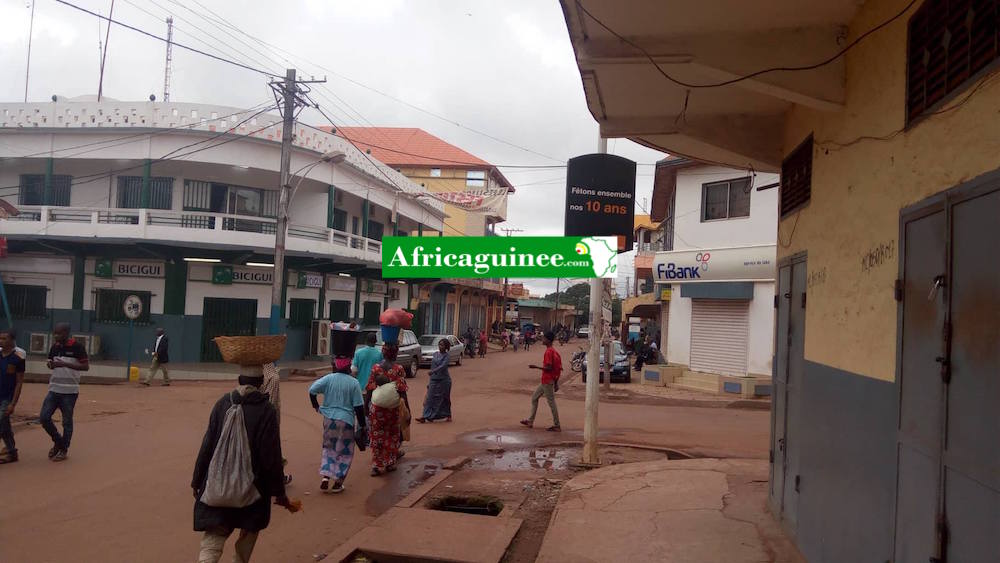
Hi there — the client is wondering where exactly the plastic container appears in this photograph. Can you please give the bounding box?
[128,366,140,381]
[381,325,401,344]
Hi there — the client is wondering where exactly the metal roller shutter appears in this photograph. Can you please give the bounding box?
[689,299,749,376]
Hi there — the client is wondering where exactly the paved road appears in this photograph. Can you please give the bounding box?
[0,344,769,562]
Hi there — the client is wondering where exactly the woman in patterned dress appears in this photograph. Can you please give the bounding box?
[365,344,409,476]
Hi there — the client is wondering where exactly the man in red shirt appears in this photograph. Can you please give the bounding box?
[520,331,561,432]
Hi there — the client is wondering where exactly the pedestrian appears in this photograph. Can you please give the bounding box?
[634,337,651,371]
[0,329,25,465]
[351,332,382,397]
[478,328,487,358]
[142,327,170,386]
[40,323,88,462]
[260,362,292,486]
[309,325,366,494]
[365,344,409,476]
[417,338,452,423]
[192,368,292,563]
[520,331,562,432]
[524,326,534,352]
[501,329,509,352]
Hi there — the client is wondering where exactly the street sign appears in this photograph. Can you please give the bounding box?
[123,294,143,320]
[564,153,637,252]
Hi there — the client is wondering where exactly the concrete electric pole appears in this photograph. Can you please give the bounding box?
[582,136,609,465]
[500,227,523,326]
[268,68,326,335]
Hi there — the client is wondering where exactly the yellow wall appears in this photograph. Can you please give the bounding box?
[779,0,1000,381]
[398,167,488,237]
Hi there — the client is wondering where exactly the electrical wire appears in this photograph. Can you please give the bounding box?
[51,0,279,77]
[575,0,920,89]
[162,0,565,163]
[0,105,276,194]
[0,101,275,164]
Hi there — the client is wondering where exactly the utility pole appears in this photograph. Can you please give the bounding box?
[554,277,561,329]
[162,17,173,102]
[268,68,326,335]
[97,0,115,102]
[24,0,36,102]
[500,227,523,327]
[582,136,608,465]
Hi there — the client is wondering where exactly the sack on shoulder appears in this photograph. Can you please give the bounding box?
[200,392,262,508]
[371,381,401,409]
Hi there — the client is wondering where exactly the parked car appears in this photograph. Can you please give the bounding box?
[418,334,465,367]
[356,328,421,378]
[581,340,631,383]
[576,325,591,339]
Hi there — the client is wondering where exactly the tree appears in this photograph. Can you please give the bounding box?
[612,297,622,324]
[543,282,592,312]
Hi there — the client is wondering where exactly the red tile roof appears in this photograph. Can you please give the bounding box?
[321,126,513,189]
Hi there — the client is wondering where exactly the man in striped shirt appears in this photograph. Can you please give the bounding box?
[41,323,89,462]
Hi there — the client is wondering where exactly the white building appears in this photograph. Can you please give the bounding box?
[0,97,445,362]
[651,157,778,390]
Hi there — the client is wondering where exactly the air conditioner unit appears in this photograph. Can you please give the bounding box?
[309,319,330,357]
[72,334,102,357]
[28,333,50,355]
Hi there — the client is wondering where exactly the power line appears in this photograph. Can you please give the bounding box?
[163,0,565,163]
[575,0,920,89]
[0,105,276,194]
[0,101,275,164]
[51,0,279,77]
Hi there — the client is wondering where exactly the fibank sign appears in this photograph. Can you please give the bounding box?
[653,245,776,283]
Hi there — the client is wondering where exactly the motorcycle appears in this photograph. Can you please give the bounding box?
[570,346,586,373]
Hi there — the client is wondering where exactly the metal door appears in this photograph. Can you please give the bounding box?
[201,298,257,361]
[328,300,350,322]
[784,260,806,527]
[770,263,792,512]
[689,299,750,376]
[894,206,947,562]
[943,187,999,563]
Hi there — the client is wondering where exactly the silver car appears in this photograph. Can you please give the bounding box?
[418,334,465,367]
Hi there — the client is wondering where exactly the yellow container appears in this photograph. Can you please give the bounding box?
[129,366,140,382]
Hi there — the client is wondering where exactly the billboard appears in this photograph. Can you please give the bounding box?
[653,245,776,283]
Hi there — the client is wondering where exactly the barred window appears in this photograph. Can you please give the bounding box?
[5,284,47,318]
[288,299,316,328]
[19,174,71,206]
[117,176,174,209]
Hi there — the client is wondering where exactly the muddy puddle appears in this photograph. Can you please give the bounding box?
[467,445,674,472]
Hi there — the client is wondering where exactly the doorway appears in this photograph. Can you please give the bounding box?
[201,297,257,361]
[770,254,806,532]
[893,179,999,562]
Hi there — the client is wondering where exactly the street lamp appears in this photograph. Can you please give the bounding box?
[269,149,347,335]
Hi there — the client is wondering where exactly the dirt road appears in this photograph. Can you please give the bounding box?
[0,344,769,562]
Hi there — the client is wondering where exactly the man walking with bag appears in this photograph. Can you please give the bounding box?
[192,369,294,563]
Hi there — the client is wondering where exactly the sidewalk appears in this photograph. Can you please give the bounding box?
[23,358,329,382]
[536,458,804,563]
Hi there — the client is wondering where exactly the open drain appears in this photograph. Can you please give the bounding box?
[341,549,452,563]
[427,495,504,516]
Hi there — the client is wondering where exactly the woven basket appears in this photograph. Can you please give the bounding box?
[213,335,286,366]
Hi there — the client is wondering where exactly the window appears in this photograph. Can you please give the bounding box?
[19,174,71,206]
[367,220,385,241]
[96,289,152,324]
[328,300,351,322]
[117,176,173,209]
[701,177,751,221]
[780,135,813,217]
[466,170,486,187]
[363,301,382,326]
[332,208,347,231]
[907,0,1000,123]
[5,284,47,318]
[430,168,442,177]
[288,299,316,328]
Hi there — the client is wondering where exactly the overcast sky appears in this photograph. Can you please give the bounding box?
[0,0,665,295]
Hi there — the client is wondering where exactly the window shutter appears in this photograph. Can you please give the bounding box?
[780,136,813,217]
[908,0,1000,122]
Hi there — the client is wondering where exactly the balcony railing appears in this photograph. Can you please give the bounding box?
[6,206,383,258]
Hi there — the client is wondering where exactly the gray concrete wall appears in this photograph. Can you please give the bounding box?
[787,360,898,563]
